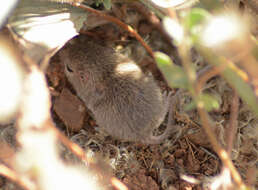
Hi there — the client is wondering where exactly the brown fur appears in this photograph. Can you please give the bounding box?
[59,36,174,144]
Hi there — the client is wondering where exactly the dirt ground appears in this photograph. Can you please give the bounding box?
[0,1,257,190]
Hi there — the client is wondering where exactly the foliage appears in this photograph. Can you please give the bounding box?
[94,0,112,10]
[158,4,258,114]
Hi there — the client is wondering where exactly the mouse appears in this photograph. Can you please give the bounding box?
[59,36,177,144]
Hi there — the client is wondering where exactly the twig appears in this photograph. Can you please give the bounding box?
[195,64,240,157]
[0,164,33,190]
[21,53,90,166]
[197,108,245,189]
[185,137,196,160]
[71,2,154,58]
[16,53,125,190]
[111,177,128,190]
[177,42,246,188]
[193,61,244,188]
[226,90,239,157]
[50,125,90,165]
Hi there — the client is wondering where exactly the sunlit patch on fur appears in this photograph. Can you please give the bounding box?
[115,61,142,79]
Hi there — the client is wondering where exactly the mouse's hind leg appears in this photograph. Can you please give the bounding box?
[143,90,181,144]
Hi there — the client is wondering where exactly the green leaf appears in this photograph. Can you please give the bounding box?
[223,67,258,115]
[184,100,196,111]
[155,51,173,66]
[183,8,210,32]
[155,52,189,89]
[184,93,220,112]
[103,0,112,10]
[197,45,258,115]
[182,8,210,43]
[198,93,220,112]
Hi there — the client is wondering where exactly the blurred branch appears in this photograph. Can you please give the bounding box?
[196,64,240,159]
[189,49,246,188]
[192,55,246,188]
[197,108,245,188]
[9,48,125,190]
[13,64,105,190]
[0,164,34,190]
[111,177,128,190]
[50,126,90,165]
[197,46,258,115]
[176,38,246,188]
[226,90,239,157]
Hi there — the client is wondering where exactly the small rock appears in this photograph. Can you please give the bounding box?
[53,88,86,132]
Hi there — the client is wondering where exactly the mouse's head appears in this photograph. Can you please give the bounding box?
[60,40,117,91]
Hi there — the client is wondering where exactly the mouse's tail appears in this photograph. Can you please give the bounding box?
[146,125,181,145]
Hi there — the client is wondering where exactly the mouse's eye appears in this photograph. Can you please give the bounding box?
[66,64,73,73]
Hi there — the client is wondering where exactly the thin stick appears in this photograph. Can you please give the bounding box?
[177,44,245,187]
[71,2,154,58]
[195,67,244,188]
[0,164,33,190]
[197,108,245,189]
[50,124,90,165]
[111,177,128,190]
[226,90,239,157]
